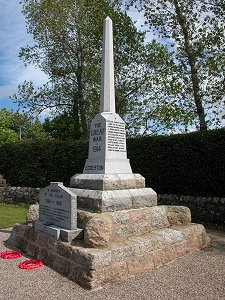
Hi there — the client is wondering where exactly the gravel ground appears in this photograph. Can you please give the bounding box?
[0,228,224,300]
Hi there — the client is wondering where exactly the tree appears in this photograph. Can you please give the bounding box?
[0,109,19,145]
[11,0,149,138]
[124,40,197,136]
[43,113,78,140]
[127,0,225,131]
[0,108,49,145]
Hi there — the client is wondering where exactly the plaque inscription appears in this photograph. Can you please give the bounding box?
[107,120,126,152]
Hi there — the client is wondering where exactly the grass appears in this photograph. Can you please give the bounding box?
[0,203,29,229]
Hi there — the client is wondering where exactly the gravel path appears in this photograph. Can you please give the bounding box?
[0,228,224,300]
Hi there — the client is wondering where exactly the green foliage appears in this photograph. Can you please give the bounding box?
[127,129,225,196]
[0,140,88,187]
[43,112,80,139]
[0,129,225,196]
[0,204,28,229]
[0,108,49,144]
[0,109,19,145]
[127,0,225,131]
[12,0,193,137]
[0,129,19,145]
[12,0,152,138]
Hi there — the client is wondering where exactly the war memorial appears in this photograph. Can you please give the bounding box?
[7,17,210,289]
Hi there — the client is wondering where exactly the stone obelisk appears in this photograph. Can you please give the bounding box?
[70,17,157,213]
[100,16,115,113]
[83,17,132,174]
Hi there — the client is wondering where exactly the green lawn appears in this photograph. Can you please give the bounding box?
[0,203,29,229]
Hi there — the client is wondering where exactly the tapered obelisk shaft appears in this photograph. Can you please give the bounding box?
[79,16,132,175]
[100,17,115,113]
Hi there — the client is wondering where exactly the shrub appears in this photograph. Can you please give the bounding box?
[0,129,224,196]
[0,140,88,187]
[127,128,225,196]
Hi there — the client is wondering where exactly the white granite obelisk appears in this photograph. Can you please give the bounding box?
[100,17,115,113]
[83,17,132,174]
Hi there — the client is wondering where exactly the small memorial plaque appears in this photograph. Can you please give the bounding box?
[39,182,77,230]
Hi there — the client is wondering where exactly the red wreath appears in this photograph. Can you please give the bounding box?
[0,250,22,259]
[19,259,42,270]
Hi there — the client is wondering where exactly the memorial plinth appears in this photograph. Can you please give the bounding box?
[34,182,82,242]
[83,113,132,174]
[7,16,210,290]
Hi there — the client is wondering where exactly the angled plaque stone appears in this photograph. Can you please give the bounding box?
[38,182,77,230]
[34,221,61,240]
[34,182,82,241]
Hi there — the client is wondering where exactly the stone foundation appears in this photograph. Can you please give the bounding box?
[69,173,157,212]
[69,187,157,212]
[7,206,210,289]
[70,173,145,190]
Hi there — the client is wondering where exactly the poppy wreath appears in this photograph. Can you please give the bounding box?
[19,259,42,270]
[0,250,22,259]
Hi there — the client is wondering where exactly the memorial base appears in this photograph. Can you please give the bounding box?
[69,173,157,212]
[7,206,210,289]
[69,187,157,212]
[70,173,145,190]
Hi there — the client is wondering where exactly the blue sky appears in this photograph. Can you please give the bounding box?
[0,0,48,111]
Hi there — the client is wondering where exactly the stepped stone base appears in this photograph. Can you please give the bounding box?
[69,173,156,212]
[69,187,157,212]
[70,173,145,190]
[7,206,210,289]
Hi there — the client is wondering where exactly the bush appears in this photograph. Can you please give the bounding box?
[127,128,225,196]
[0,129,225,196]
[0,140,88,187]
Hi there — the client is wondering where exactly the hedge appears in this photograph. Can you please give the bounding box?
[127,129,225,197]
[0,140,88,188]
[0,129,225,196]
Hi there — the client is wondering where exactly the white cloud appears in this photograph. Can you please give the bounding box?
[0,84,17,99]
[18,65,49,85]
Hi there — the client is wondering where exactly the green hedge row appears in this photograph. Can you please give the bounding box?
[0,140,88,188]
[0,129,225,196]
[127,129,225,197]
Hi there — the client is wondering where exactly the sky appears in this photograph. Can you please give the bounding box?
[0,0,48,111]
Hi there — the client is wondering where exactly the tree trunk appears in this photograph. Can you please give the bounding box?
[75,31,88,138]
[72,93,81,139]
[76,65,88,138]
[173,0,207,131]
